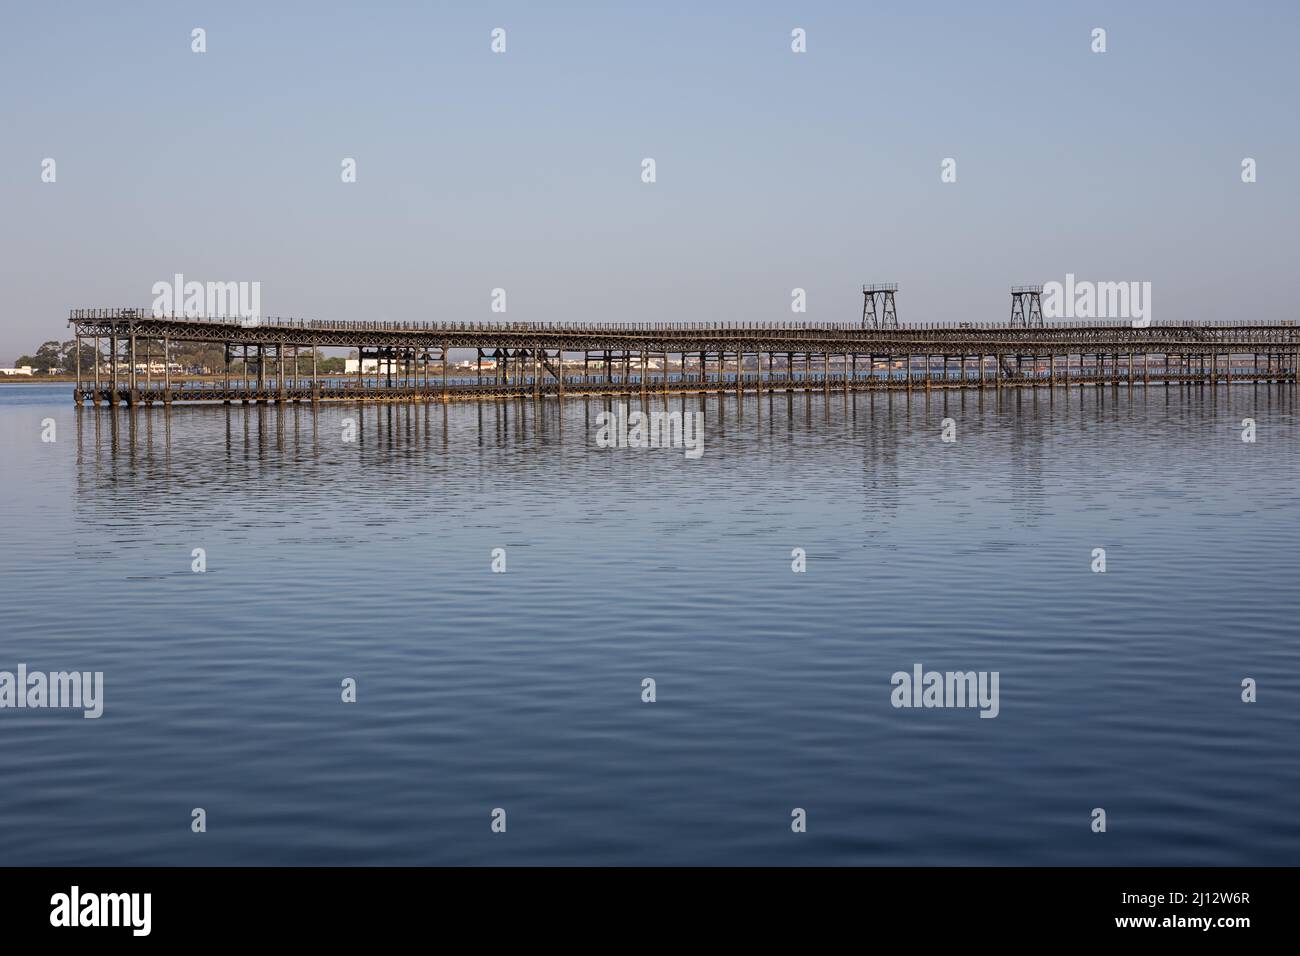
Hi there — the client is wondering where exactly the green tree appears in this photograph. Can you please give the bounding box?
[61,340,100,373]
[294,348,327,374]
[30,340,63,372]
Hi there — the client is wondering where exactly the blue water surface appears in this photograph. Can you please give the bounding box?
[0,382,1297,865]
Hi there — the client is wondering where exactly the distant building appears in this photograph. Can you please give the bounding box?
[345,358,400,374]
[131,363,180,374]
[0,366,34,376]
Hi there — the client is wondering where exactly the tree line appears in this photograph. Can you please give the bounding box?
[13,339,348,374]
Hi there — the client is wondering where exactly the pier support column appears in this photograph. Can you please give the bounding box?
[163,335,171,403]
[92,335,101,404]
[442,342,450,402]
[278,344,288,403]
[221,344,231,403]
[110,331,118,403]
[74,333,82,403]
[128,332,140,405]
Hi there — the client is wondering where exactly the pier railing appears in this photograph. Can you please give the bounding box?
[67,308,1300,333]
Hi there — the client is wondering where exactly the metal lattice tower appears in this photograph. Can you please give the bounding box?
[1010,285,1044,328]
[862,283,899,329]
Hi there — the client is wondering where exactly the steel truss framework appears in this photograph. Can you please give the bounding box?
[1010,285,1044,328]
[862,284,900,329]
[66,308,1300,406]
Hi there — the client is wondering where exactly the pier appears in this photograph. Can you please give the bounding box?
[67,308,1300,406]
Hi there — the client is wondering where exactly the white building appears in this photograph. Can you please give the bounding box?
[132,363,181,374]
[0,366,34,376]
[344,358,401,374]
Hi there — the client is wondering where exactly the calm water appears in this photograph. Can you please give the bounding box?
[1,382,1298,866]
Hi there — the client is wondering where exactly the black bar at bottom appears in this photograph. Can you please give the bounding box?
[0,866,1281,942]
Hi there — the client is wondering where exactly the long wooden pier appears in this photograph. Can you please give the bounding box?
[68,309,1300,406]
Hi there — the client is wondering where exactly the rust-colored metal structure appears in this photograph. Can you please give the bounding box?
[67,308,1300,406]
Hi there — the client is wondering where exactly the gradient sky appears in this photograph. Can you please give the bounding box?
[2,0,1297,358]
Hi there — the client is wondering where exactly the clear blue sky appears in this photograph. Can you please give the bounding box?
[2,0,1297,357]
